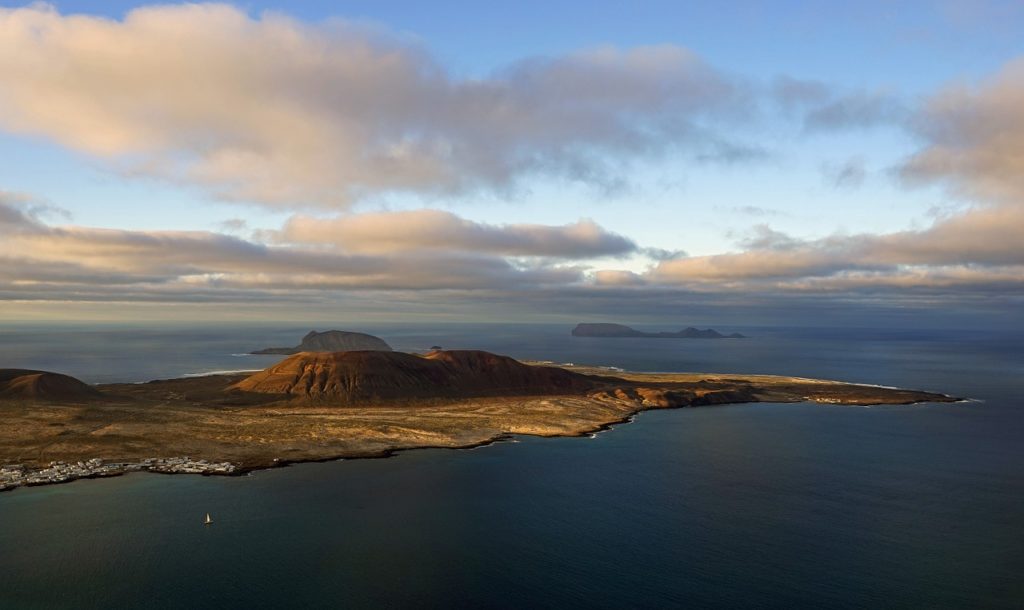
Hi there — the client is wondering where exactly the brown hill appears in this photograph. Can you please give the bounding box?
[229,350,598,403]
[0,369,102,402]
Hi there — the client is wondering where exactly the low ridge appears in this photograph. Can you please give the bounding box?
[0,369,102,402]
[230,350,597,402]
[572,323,745,339]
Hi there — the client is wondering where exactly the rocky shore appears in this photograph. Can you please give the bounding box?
[0,457,236,492]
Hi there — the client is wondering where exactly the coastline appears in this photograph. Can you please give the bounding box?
[0,374,957,494]
[0,407,648,493]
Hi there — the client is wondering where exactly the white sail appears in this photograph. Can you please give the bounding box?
[204,513,212,524]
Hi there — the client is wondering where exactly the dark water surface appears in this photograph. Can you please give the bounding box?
[0,323,1022,608]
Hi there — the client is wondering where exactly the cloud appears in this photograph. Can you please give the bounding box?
[0,197,36,229]
[592,270,647,286]
[1,193,1020,321]
[217,218,249,233]
[3,14,1024,318]
[0,227,584,292]
[641,247,688,261]
[782,265,1024,293]
[735,224,803,251]
[803,90,909,131]
[3,190,1020,309]
[769,75,911,134]
[645,54,1024,295]
[277,210,637,258]
[769,75,910,131]
[649,204,1024,288]
[822,157,867,189]
[771,76,831,108]
[870,205,1024,266]
[0,3,749,208]
[0,191,60,230]
[0,203,642,302]
[900,57,1024,205]
[651,242,859,283]
[726,205,786,218]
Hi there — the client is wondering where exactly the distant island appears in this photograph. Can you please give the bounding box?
[0,349,955,492]
[572,323,745,339]
[251,329,392,355]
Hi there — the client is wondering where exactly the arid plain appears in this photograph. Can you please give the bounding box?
[1,350,955,481]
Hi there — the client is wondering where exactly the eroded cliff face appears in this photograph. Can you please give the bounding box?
[590,386,759,408]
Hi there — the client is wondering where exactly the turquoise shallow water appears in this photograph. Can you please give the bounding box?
[0,324,1022,608]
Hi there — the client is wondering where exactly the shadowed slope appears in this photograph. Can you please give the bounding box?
[0,369,102,402]
[230,350,597,402]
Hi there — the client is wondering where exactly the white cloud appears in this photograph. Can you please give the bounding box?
[0,3,748,208]
[2,191,1021,306]
[277,209,636,258]
[3,9,1024,314]
[900,57,1024,206]
[645,54,1024,294]
[0,199,608,297]
[649,205,1024,288]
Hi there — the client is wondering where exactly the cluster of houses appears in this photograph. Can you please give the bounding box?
[146,456,237,475]
[0,457,237,492]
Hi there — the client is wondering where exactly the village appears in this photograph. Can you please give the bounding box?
[0,457,237,492]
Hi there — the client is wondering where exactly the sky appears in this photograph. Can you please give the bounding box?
[0,1,1022,325]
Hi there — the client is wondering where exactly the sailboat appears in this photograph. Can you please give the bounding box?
[204,513,213,525]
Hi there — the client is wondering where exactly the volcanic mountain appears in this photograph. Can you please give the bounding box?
[230,350,598,403]
[252,330,393,355]
[0,369,102,402]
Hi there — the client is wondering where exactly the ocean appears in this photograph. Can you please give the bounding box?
[0,323,1021,608]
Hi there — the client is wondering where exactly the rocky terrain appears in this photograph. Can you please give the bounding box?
[233,350,596,402]
[251,329,392,355]
[0,350,956,491]
[572,323,745,338]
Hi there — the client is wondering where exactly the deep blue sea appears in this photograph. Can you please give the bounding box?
[0,323,1021,608]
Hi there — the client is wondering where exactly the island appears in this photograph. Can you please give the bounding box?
[572,323,745,338]
[0,350,956,492]
[251,329,392,355]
